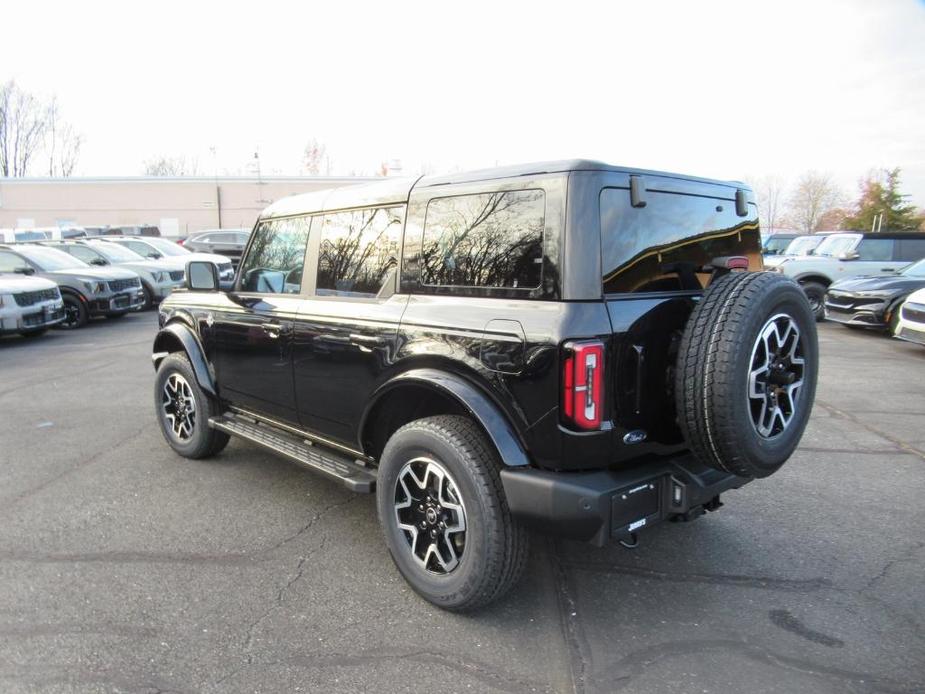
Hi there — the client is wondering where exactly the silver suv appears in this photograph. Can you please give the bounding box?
[0,244,144,329]
[771,232,925,319]
[0,273,65,336]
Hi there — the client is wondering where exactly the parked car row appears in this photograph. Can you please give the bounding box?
[0,235,237,335]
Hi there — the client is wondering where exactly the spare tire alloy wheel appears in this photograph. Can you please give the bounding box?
[675,271,818,479]
[394,457,467,574]
[748,314,805,438]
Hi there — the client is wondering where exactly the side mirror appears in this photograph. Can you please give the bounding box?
[13,266,35,276]
[90,257,108,266]
[838,250,860,261]
[187,260,220,291]
[147,252,163,259]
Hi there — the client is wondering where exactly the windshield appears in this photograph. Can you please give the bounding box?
[783,236,824,256]
[17,245,90,271]
[901,259,925,277]
[144,238,189,256]
[88,242,146,262]
[762,236,793,254]
[815,234,860,257]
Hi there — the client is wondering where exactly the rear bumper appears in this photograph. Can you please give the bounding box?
[500,455,748,546]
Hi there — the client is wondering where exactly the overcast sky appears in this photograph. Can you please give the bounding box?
[3,0,924,205]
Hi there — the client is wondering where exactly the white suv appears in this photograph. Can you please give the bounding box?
[771,232,925,319]
[0,274,66,337]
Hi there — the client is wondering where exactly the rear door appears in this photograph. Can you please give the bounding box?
[600,181,762,447]
[211,216,311,424]
[292,206,407,445]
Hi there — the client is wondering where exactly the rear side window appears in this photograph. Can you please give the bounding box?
[316,206,403,298]
[239,216,311,294]
[856,238,893,261]
[421,190,545,289]
[600,188,761,293]
[895,238,925,262]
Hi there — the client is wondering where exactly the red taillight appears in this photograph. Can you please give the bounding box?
[561,340,604,430]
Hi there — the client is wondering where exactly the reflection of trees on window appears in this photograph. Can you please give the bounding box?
[421,190,545,289]
[240,217,310,293]
[316,207,403,297]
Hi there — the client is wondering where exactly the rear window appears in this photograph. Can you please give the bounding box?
[421,189,545,289]
[600,188,761,293]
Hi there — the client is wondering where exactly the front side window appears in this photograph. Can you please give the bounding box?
[239,216,311,293]
[421,190,545,289]
[316,207,403,298]
[0,251,26,272]
[67,245,104,264]
[601,188,761,293]
[815,234,860,257]
[89,242,145,262]
[856,238,893,261]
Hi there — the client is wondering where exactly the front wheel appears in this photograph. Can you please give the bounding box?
[376,415,529,611]
[58,295,88,330]
[154,352,229,459]
[801,281,827,321]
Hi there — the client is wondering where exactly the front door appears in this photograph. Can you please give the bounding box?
[212,215,312,424]
[292,206,407,446]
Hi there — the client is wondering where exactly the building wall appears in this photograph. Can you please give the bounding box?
[0,176,375,235]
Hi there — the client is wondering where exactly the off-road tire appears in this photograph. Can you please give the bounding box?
[675,271,818,479]
[154,352,230,459]
[376,415,529,611]
[800,281,827,321]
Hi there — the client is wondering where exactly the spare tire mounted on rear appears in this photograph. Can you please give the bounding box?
[675,271,818,479]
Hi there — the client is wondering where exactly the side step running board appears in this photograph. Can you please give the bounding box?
[209,413,377,492]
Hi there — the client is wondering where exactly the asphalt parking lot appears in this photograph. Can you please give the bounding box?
[1,314,923,694]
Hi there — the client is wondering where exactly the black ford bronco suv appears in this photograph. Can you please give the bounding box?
[152,160,818,610]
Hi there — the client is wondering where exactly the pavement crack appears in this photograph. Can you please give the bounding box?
[548,539,592,694]
[562,559,831,592]
[816,399,925,461]
[862,540,925,593]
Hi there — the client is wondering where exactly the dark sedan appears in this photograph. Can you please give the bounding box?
[824,258,925,331]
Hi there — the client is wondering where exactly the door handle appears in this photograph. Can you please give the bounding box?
[349,333,387,347]
[262,322,292,339]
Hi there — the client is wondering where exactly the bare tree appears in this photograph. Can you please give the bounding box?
[143,155,200,176]
[302,138,329,175]
[45,97,83,177]
[786,171,844,233]
[753,175,787,234]
[0,80,48,177]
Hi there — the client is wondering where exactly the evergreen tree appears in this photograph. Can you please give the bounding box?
[842,168,924,232]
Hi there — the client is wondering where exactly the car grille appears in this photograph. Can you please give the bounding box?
[13,288,60,307]
[169,270,185,281]
[108,278,141,292]
[825,291,884,310]
[901,301,925,324]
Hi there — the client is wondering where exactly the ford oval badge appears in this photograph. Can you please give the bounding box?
[623,430,647,445]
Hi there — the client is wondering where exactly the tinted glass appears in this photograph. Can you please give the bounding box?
[856,238,893,261]
[896,239,925,262]
[316,207,403,298]
[601,188,761,293]
[239,216,311,293]
[762,236,793,254]
[421,190,545,289]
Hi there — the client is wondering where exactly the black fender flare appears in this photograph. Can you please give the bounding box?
[361,368,531,467]
[792,273,832,286]
[152,321,217,397]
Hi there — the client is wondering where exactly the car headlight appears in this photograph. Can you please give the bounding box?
[152,271,169,283]
[77,278,107,294]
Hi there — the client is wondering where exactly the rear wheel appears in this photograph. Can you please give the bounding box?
[376,415,528,611]
[675,272,818,479]
[154,353,229,459]
[800,281,827,321]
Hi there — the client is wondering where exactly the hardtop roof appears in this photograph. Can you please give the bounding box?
[259,159,750,219]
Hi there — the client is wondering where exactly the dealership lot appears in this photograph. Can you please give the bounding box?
[0,316,923,693]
